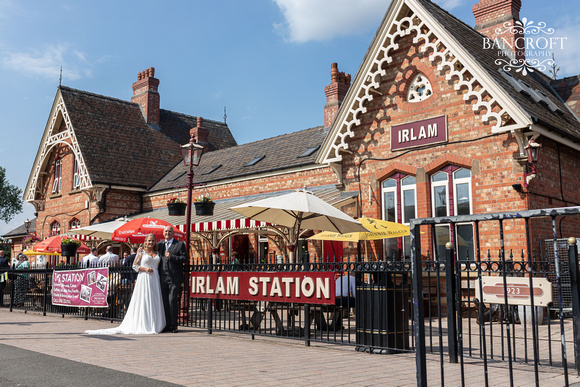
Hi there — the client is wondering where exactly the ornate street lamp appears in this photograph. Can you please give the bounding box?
[523,137,542,188]
[180,133,204,320]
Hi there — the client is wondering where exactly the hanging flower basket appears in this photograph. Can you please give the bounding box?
[194,201,215,216]
[167,202,187,216]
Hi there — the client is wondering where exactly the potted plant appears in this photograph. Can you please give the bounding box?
[167,197,187,216]
[60,238,81,257]
[194,194,215,216]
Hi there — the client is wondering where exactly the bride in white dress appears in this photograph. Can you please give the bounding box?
[85,234,166,335]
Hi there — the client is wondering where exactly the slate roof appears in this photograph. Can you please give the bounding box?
[151,125,328,192]
[2,218,36,239]
[60,86,236,189]
[418,0,580,139]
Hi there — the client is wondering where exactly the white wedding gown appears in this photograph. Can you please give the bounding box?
[85,253,166,335]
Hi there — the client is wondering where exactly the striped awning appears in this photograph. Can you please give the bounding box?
[130,185,359,234]
[177,218,268,233]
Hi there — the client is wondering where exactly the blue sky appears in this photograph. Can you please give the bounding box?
[0,0,578,237]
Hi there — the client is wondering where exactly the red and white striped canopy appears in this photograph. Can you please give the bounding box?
[176,218,268,233]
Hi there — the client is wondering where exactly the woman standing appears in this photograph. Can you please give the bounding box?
[85,233,166,335]
[14,253,30,306]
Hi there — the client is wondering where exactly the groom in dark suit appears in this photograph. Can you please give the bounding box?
[158,226,187,333]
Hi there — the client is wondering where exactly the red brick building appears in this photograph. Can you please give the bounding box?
[10,0,580,265]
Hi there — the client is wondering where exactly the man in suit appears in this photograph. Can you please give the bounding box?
[0,249,9,307]
[158,226,187,333]
[122,247,137,284]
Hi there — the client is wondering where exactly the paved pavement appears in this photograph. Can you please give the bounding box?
[1,309,579,386]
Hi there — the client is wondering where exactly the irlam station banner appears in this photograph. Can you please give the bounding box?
[190,272,335,305]
[52,268,109,307]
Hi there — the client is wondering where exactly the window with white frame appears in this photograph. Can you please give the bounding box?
[381,173,417,260]
[73,158,81,189]
[430,166,474,261]
[69,218,81,230]
[50,221,60,236]
[52,158,62,193]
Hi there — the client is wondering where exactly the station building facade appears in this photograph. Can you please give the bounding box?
[10,0,580,265]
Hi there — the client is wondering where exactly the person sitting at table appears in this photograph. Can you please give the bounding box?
[333,273,356,329]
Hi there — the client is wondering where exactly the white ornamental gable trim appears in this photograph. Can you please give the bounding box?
[318,0,532,165]
[24,90,91,202]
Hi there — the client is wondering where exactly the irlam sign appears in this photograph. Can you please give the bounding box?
[391,115,447,151]
[190,272,335,305]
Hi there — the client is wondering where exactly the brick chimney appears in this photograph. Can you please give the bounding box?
[324,63,351,129]
[473,0,525,63]
[551,76,580,118]
[190,116,210,151]
[131,67,160,126]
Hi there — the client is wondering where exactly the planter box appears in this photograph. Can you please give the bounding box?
[194,201,215,216]
[167,202,187,216]
[61,244,79,257]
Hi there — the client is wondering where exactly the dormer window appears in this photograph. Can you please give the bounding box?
[407,73,433,103]
[298,145,320,158]
[244,155,265,167]
[52,158,62,193]
[202,164,222,175]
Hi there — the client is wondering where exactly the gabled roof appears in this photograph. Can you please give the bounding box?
[24,86,237,200]
[317,0,580,164]
[150,126,327,192]
[420,0,580,137]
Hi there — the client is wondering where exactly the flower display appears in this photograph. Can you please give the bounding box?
[167,197,185,204]
[194,194,213,202]
[23,232,39,245]
[60,238,82,246]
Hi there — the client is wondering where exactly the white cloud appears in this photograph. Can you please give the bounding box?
[273,0,389,43]
[2,43,92,81]
[433,0,466,10]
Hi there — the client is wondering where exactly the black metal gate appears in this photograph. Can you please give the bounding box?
[410,206,580,387]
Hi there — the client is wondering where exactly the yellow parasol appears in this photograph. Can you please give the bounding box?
[308,217,410,261]
[22,249,60,256]
[308,217,410,242]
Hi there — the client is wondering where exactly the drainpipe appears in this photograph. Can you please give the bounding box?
[89,185,110,225]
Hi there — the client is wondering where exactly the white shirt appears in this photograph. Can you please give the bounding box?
[82,253,98,268]
[98,252,119,266]
[335,275,356,298]
[89,254,100,267]
[164,238,175,250]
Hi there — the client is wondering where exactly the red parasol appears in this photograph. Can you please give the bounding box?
[111,217,185,244]
[32,235,91,254]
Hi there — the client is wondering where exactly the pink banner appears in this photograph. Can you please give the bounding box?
[52,268,109,308]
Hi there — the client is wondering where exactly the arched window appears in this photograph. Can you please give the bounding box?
[52,158,62,193]
[430,166,474,260]
[73,158,81,189]
[381,173,417,260]
[50,221,61,236]
[69,218,81,230]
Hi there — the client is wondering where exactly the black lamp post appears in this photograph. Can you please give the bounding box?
[523,137,542,188]
[180,133,204,320]
[23,219,31,249]
[181,135,204,261]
